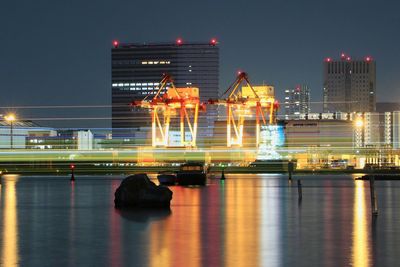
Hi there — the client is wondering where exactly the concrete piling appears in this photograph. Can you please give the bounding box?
[288,161,294,181]
[297,179,302,201]
[370,175,378,216]
[70,164,75,182]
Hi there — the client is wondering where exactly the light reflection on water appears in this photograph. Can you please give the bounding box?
[0,174,400,266]
[352,180,370,267]
[1,175,19,267]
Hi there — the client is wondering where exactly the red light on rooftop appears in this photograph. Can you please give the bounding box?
[210,38,217,46]
[341,53,346,58]
[325,57,332,62]
[176,38,183,45]
[346,56,351,61]
[70,164,75,169]
[113,40,119,48]
[365,56,372,62]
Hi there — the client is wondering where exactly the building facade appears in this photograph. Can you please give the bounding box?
[111,40,219,140]
[323,54,376,113]
[0,120,57,149]
[391,111,400,149]
[363,112,380,146]
[284,85,310,119]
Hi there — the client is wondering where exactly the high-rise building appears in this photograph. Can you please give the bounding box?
[284,85,310,119]
[323,54,376,113]
[111,40,219,139]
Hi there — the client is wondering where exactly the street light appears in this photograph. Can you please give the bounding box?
[355,118,364,128]
[5,114,16,149]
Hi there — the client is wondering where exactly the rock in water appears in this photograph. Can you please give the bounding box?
[114,174,173,209]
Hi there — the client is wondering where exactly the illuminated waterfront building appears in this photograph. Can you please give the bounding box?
[111,40,219,140]
[383,112,392,146]
[363,112,380,146]
[284,85,310,119]
[374,111,400,149]
[0,120,56,149]
[389,111,400,149]
[297,112,349,120]
[323,54,376,113]
[285,119,354,168]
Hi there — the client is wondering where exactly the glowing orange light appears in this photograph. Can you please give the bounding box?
[5,114,16,122]
[355,119,363,128]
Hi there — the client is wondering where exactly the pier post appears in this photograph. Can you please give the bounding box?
[70,164,75,182]
[221,169,225,180]
[369,175,378,216]
[297,179,302,201]
[288,161,294,181]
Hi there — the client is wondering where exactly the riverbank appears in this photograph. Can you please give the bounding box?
[1,161,398,176]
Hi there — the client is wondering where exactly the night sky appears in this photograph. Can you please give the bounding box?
[1,0,399,128]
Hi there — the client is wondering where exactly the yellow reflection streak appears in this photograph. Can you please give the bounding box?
[352,181,370,267]
[1,177,19,266]
[260,179,281,267]
[149,188,201,267]
[149,209,172,267]
[226,179,259,267]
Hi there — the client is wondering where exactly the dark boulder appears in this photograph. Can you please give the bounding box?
[114,174,173,209]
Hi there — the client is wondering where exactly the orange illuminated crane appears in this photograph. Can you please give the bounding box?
[131,74,204,147]
[209,72,279,147]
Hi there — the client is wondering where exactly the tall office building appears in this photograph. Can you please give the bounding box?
[323,54,376,113]
[284,85,310,119]
[111,39,219,139]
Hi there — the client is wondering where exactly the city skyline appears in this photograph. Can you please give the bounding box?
[1,0,400,128]
[2,2,400,267]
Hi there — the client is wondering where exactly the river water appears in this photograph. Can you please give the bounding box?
[1,174,399,267]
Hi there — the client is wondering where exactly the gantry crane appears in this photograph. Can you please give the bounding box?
[209,72,279,147]
[131,74,204,147]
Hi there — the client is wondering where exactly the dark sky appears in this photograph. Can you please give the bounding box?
[1,0,400,128]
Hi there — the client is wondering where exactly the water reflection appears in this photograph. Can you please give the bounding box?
[1,175,398,266]
[260,179,281,267]
[225,178,260,267]
[68,180,76,266]
[141,186,200,267]
[1,175,19,267]
[117,209,171,223]
[109,179,122,267]
[352,181,371,267]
